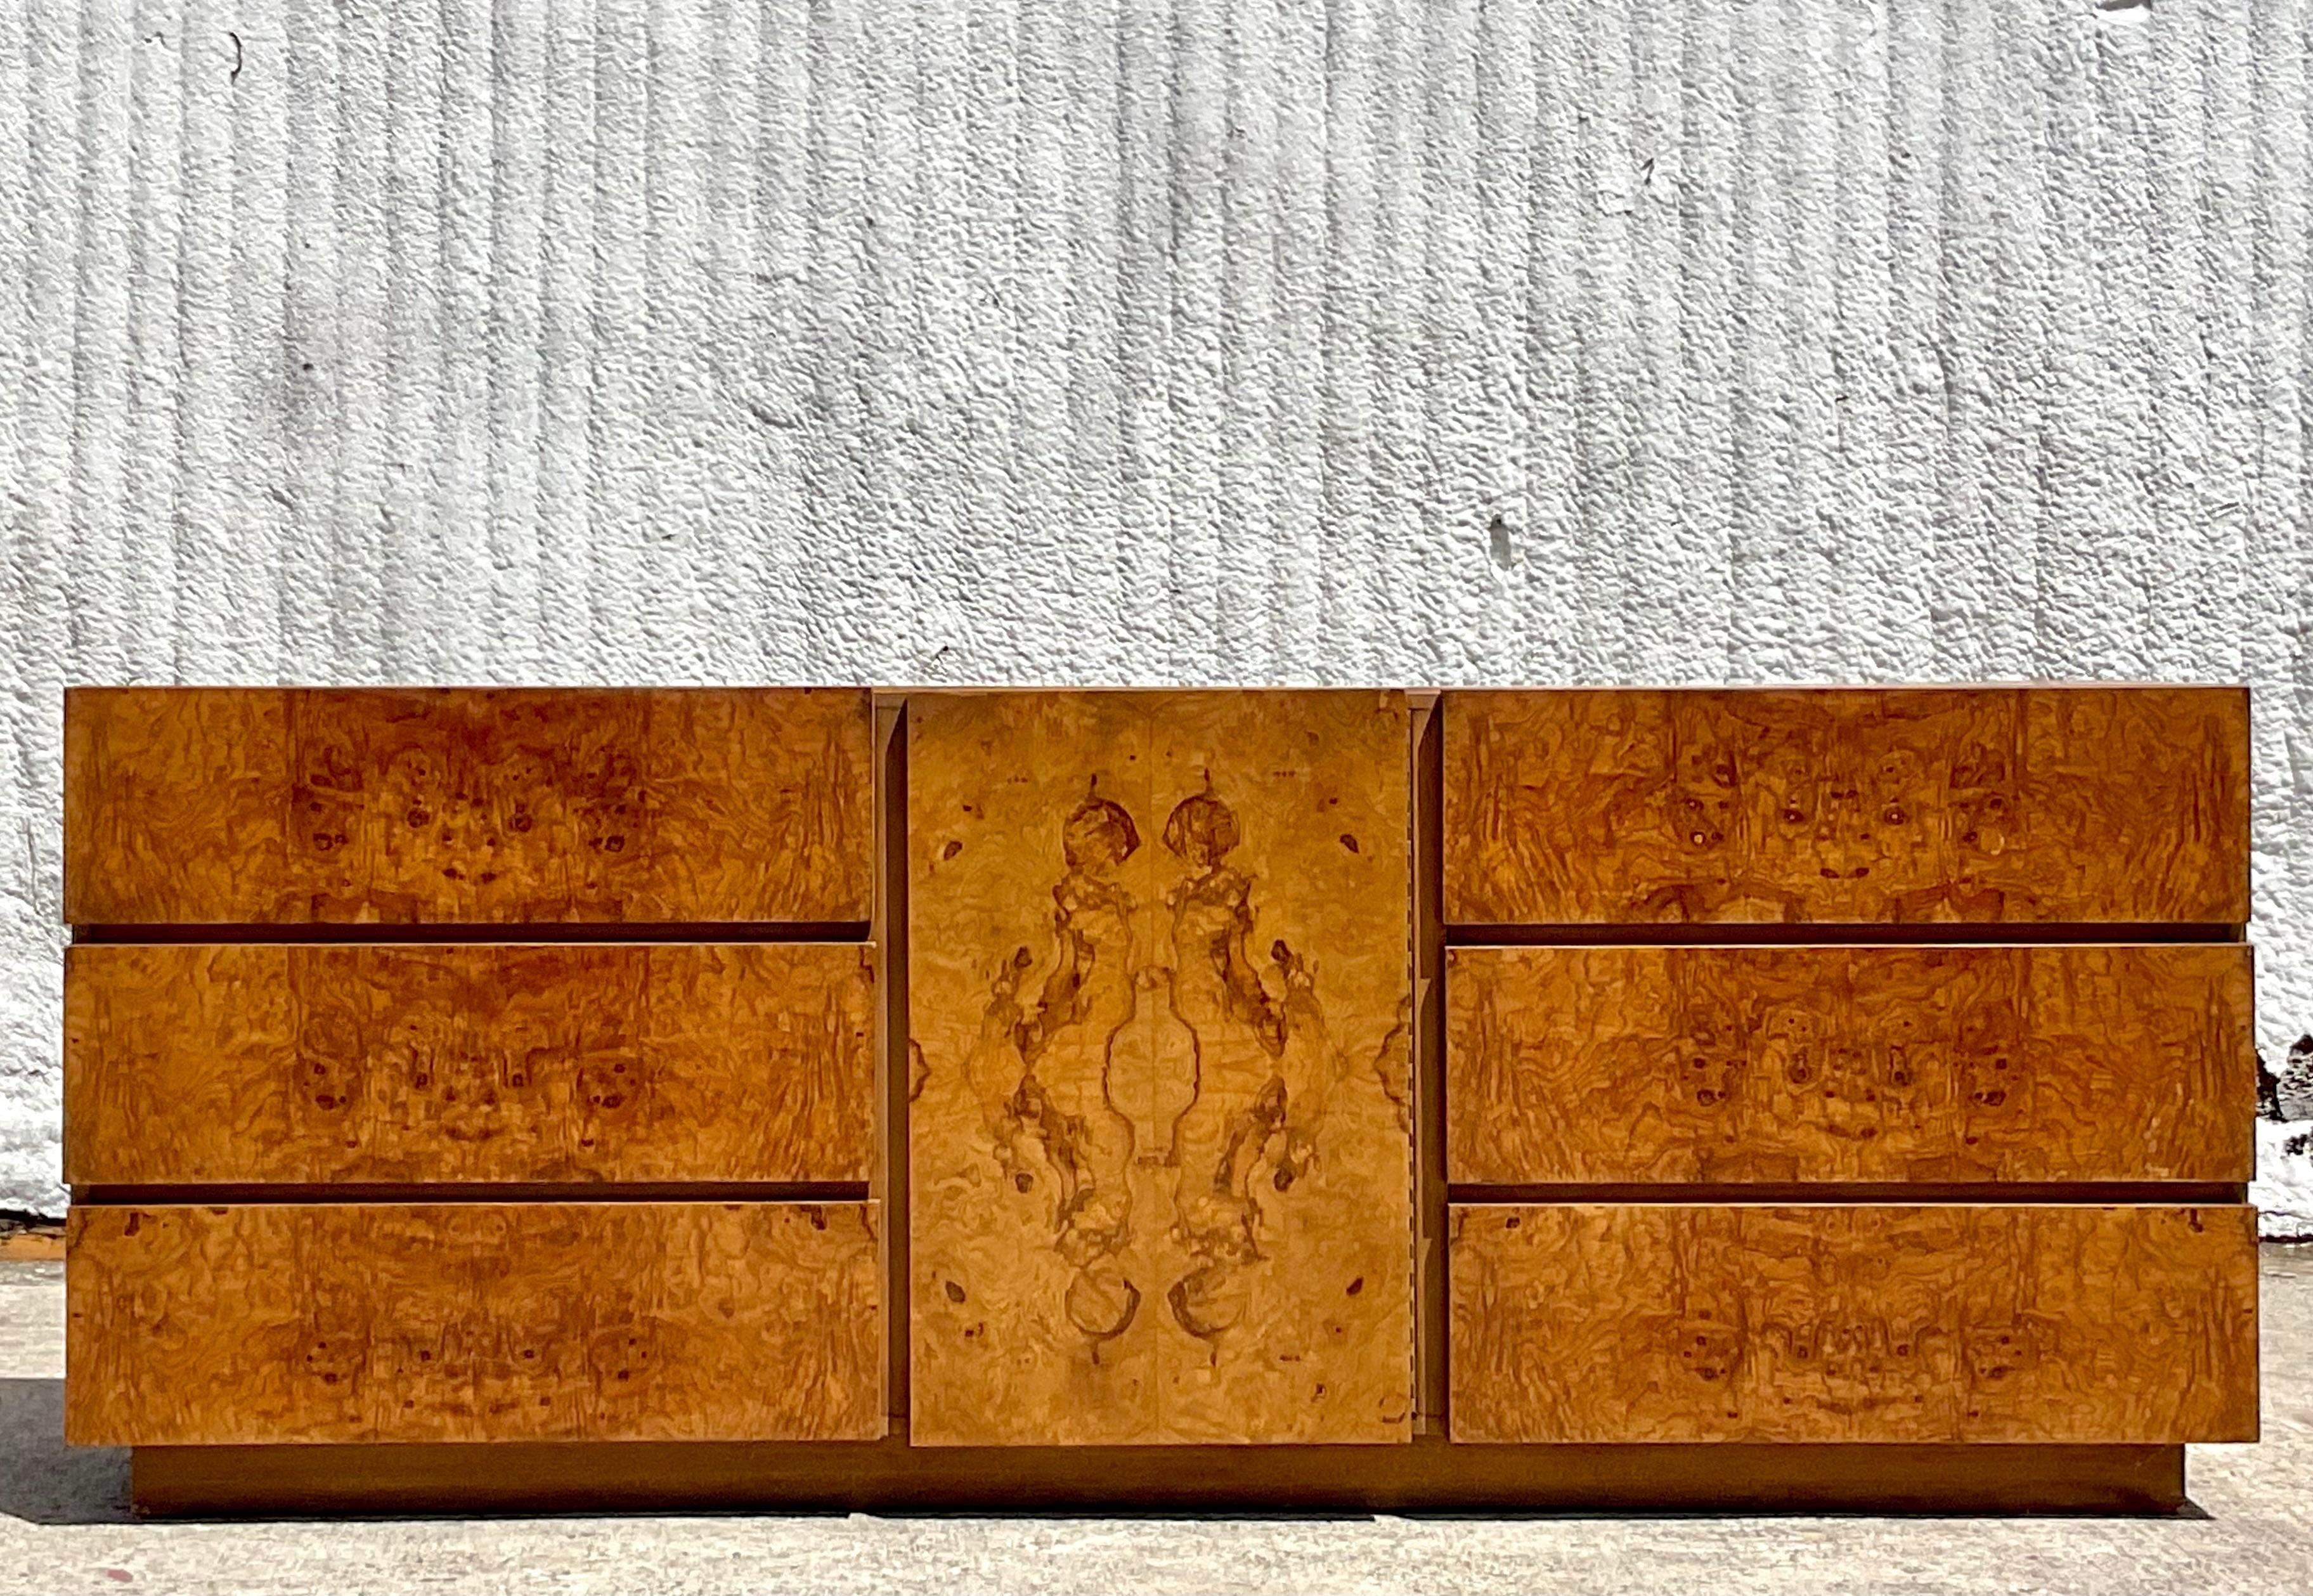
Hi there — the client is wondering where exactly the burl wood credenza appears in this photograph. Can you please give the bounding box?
[58,686,2258,1514]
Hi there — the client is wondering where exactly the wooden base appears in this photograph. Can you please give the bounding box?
[0,1224,64,1262]
[129,1439,2187,1517]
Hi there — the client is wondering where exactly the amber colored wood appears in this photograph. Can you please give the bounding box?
[907,691,1414,1445]
[1445,944,2255,1184]
[63,687,874,925]
[129,1436,2187,1515]
[66,1202,884,1444]
[1409,692,1449,1435]
[872,691,911,1424]
[1449,1203,2258,1444]
[63,942,877,1185]
[0,1224,63,1261]
[1442,687,2250,926]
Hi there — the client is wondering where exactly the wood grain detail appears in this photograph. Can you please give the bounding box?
[64,943,878,1185]
[1442,688,2250,926]
[63,688,874,925]
[66,1202,885,1444]
[908,691,1414,1445]
[1449,1203,2258,1444]
[1445,945,2255,1184]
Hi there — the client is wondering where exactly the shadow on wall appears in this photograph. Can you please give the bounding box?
[2257,1039,2313,1243]
[2261,1036,2313,1122]
[0,1377,127,1526]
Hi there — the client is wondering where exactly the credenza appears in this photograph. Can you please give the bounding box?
[60,685,2258,1513]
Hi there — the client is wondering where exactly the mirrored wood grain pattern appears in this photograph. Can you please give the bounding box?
[1446,945,2254,1184]
[63,688,873,924]
[1449,1203,2258,1444]
[66,1202,885,1444]
[65,943,878,1184]
[1443,688,2249,926]
[909,691,1414,1445]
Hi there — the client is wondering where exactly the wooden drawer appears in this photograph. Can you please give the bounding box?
[1442,687,2249,927]
[907,691,1414,1445]
[65,1202,885,1444]
[1449,1203,2257,1444]
[64,943,878,1186]
[1445,945,2254,1184]
[63,688,874,925]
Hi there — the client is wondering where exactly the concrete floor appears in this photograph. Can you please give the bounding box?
[3,1255,2308,1596]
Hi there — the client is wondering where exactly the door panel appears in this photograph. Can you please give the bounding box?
[908,691,1413,1444]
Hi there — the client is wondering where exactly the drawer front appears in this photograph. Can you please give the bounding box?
[63,687,874,925]
[65,943,878,1186]
[66,1202,884,1444]
[1442,687,2249,926]
[1449,1203,2257,1444]
[1446,945,2254,1184]
[908,691,1414,1445]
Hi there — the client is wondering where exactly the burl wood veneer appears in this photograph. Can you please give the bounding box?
[1443,687,2249,926]
[67,1202,885,1444]
[63,687,874,925]
[1449,1203,2258,1444]
[907,691,1413,1445]
[65,943,878,1186]
[1446,945,2255,1184]
[56,680,2260,1510]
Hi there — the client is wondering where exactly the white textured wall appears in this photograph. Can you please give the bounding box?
[4,1,2312,1219]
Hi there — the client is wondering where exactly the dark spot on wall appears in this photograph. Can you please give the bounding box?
[1487,512,1515,570]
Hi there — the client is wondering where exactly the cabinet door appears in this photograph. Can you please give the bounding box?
[908,692,1413,1444]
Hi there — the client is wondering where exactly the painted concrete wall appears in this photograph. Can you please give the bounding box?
[4,1,2312,1221]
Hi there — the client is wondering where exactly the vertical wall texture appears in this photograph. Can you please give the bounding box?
[3,1,2311,1219]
